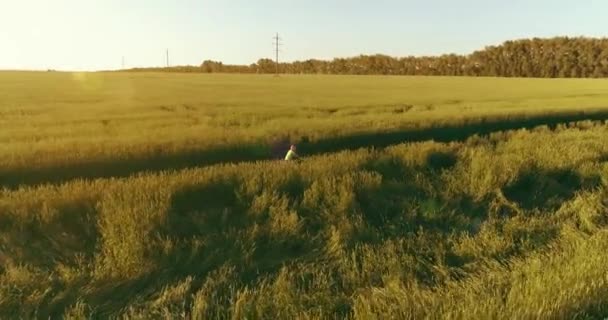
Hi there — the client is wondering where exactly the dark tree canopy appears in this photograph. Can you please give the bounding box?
[126,37,608,78]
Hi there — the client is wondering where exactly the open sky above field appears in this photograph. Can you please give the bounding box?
[2,0,608,71]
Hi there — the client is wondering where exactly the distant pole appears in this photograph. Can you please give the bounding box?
[273,33,282,76]
[166,49,169,67]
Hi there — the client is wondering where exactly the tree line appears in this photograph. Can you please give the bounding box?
[126,37,608,77]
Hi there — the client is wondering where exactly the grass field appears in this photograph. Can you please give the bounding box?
[1,72,608,318]
[1,72,608,187]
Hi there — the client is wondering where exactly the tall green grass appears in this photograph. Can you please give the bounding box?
[1,122,607,318]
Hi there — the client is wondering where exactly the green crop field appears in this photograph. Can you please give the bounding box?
[1,72,608,318]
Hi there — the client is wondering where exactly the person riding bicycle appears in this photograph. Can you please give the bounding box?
[284,144,298,161]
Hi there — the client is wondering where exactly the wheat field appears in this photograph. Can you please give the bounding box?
[2,72,608,187]
[1,72,608,318]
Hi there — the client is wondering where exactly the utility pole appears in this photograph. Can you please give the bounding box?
[166,49,170,67]
[272,33,282,76]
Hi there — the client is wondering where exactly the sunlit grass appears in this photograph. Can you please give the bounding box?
[1,72,608,317]
[1,119,608,317]
[1,72,608,186]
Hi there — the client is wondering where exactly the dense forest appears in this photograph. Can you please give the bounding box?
[127,37,608,77]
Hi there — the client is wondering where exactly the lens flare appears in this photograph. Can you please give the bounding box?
[71,72,104,92]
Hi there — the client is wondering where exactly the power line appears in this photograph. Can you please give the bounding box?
[272,33,282,76]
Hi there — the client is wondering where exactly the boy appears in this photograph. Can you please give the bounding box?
[284,144,298,161]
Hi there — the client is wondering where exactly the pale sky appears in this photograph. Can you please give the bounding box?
[2,0,607,71]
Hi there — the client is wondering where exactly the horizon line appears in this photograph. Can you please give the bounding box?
[3,35,607,73]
